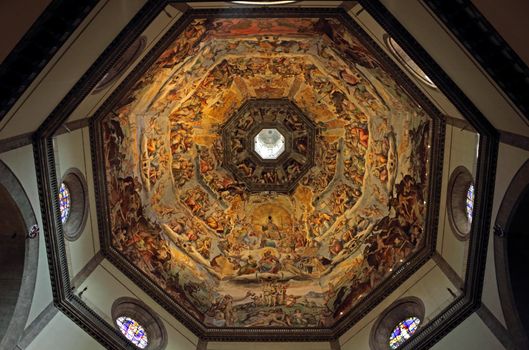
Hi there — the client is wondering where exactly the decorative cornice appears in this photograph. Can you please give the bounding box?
[445,115,529,151]
[0,118,90,154]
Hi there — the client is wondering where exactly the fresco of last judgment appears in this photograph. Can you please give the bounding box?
[101,17,432,329]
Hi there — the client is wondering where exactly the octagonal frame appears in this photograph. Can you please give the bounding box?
[30,4,498,349]
[221,98,316,193]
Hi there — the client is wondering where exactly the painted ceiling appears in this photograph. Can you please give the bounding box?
[100,16,433,330]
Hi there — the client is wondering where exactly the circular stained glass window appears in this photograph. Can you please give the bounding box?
[58,183,71,224]
[388,316,421,349]
[466,183,475,223]
[116,316,149,349]
[447,166,474,240]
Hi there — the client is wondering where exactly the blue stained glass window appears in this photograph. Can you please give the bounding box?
[466,184,475,223]
[389,317,421,349]
[116,316,149,349]
[59,183,71,224]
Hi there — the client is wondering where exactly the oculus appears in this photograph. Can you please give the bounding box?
[466,183,475,223]
[92,36,147,94]
[111,297,167,350]
[232,1,298,4]
[254,128,286,160]
[369,297,425,350]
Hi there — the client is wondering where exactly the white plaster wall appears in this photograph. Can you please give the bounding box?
[56,128,99,278]
[0,0,148,139]
[0,145,53,327]
[66,5,182,123]
[77,260,198,350]
[340,261,456,349]
[349,4,465,121]
[379,0,529,137]
[25,312,105,350]
[340,321,371,350]
[437,126,478,278]
[431,313,505,350]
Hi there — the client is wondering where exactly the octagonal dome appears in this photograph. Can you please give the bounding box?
[94,13,440,340]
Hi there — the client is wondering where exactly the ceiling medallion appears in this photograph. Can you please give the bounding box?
[221,99,316,193]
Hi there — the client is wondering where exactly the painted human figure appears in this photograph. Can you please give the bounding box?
[237,255,258,275]
[261,215,282,241]
[258,250,281,273]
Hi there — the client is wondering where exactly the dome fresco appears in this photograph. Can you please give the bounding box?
[100,16,433,330]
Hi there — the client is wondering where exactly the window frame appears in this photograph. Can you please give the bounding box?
[447,166,475,240]
[60,168,89,241]
[111,297,167,350]
[369,297,425,350]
